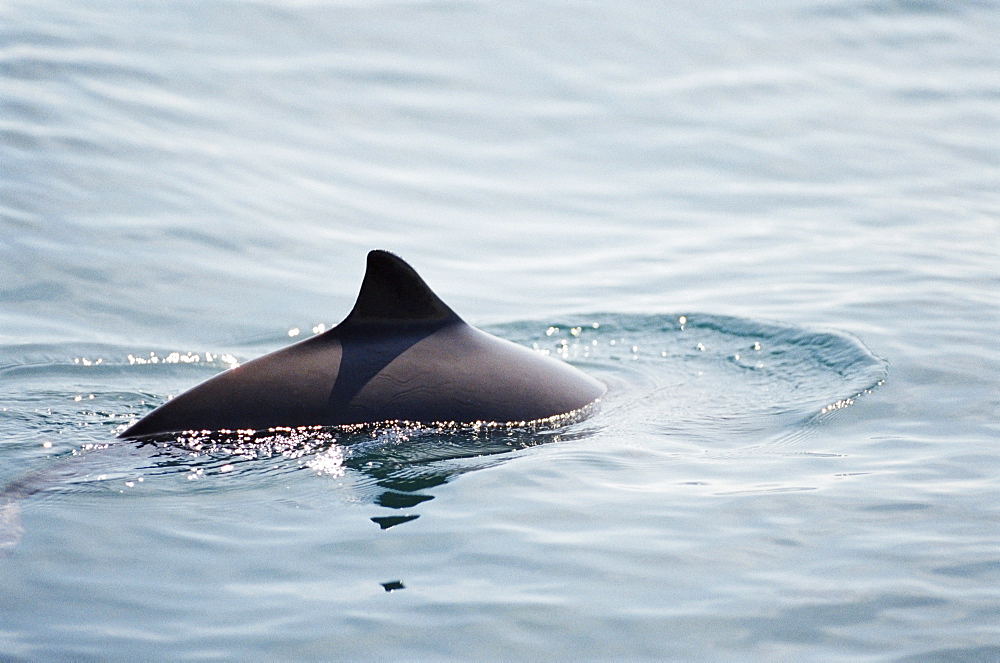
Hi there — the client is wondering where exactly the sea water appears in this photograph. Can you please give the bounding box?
[1,0,998,660]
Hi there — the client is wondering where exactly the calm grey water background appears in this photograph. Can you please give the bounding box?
[1,0,998,660]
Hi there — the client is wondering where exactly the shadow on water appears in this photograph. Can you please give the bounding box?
[159,417,599,525]
[0,416,600,552]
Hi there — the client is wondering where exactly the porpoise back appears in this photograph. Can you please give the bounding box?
[120,250,606,438]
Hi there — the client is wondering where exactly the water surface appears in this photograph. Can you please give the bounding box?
[1,0,998,660]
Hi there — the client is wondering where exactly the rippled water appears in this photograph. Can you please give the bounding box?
[1,0,998,660]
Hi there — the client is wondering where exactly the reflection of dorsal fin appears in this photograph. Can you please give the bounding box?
[339,250,460,328]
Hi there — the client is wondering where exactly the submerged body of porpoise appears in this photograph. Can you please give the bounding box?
[120,250,606,439]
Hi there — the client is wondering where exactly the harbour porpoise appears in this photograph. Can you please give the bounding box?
[120,250,606,438]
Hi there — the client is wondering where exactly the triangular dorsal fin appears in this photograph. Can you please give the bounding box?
[338,250,461,328]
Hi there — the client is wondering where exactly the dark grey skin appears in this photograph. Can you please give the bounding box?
[120,250,606,438]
